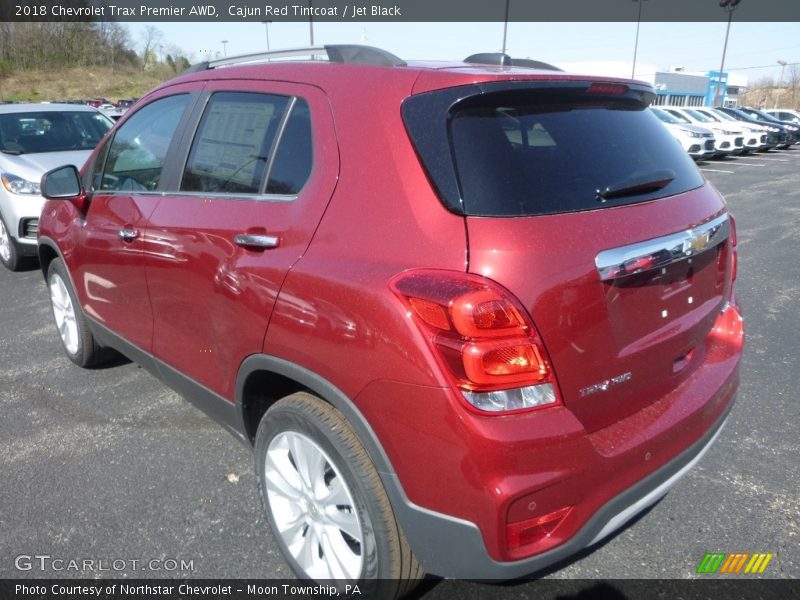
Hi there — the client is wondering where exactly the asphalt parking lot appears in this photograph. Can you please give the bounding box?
[0,148,798,596]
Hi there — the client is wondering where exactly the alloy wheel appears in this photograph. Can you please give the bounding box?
[264,431,364,580]
[0,219,11,263]
[49,272,80,355]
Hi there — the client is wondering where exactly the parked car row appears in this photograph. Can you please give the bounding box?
[651,105,799,160]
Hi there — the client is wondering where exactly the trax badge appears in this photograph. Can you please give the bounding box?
[580,372,632,397]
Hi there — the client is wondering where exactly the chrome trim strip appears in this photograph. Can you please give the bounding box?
[595,213,729,281]
[91,191,297,203]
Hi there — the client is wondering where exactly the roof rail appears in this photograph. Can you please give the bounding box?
[184,44,406,73]
[464,53,563,72]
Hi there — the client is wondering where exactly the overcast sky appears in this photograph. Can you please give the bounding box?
[127,21,800,85]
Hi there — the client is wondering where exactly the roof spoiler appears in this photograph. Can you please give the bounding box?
[464,53,563,71]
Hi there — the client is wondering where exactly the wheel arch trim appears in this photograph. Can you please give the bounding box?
[37,236,68,282]
[235,353,487,575]
[236,354,395,473]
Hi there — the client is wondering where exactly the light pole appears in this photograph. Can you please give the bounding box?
[309,1,315,45]
[261,21,272,51]
[776,60,787,109]
[714,0,742,107]
[501,0,510,55]
[221,40,229,57]
[631,0,648,79]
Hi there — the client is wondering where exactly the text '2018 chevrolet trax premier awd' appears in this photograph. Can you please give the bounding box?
[38,46,743,596]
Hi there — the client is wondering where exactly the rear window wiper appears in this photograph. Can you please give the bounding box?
[596,169,675,202]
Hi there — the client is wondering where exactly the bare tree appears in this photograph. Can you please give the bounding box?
[786,63,800,109]
[140,25,163,71]
[97,22,131,67]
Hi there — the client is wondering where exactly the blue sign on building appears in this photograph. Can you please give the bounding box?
[706,71,728,106]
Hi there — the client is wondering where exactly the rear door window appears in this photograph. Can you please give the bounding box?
[181,92,312,196]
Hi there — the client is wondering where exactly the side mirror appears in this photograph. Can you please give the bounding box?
[41,165,84,200]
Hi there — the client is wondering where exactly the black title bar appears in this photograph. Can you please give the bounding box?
[3,0,800,22]
[1,579,799,600]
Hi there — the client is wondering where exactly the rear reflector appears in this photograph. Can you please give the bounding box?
[507,507,572,551]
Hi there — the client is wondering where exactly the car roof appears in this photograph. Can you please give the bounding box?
[161,45,644,98]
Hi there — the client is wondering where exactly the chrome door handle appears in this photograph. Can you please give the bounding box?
[234,234,280,249]
[118,228,139,241]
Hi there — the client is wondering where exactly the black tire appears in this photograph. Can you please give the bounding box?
[46,258,114,367]
[255,392,423,598]
[0,213,25,271]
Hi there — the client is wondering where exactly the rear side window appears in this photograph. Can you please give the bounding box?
[181,93,312,196]
[266,100,312,195]
[98,94,189,192]
[403,84,704,217]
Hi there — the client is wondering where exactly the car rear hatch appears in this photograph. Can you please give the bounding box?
[402,78,735,431]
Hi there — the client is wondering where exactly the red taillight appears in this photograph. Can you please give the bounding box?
[707,302,744,364]
[451,289,528,338]
[392,270,559,412]
[463,340,548,385]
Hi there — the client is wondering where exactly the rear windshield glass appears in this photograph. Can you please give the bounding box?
[448,90,704,216]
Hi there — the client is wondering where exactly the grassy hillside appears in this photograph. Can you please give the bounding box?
[0,65,175,103]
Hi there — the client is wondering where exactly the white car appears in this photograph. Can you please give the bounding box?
[694,108,768,153]
[662,106,744,156]
[0,103,113,270]
[713,108,780,151]
[649,107,716,160]
[765,108,800,125]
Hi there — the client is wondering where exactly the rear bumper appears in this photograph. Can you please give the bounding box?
[387,396,734,579]
[364,301,743,579]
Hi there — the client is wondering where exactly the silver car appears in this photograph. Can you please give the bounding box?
[0,103,113,270]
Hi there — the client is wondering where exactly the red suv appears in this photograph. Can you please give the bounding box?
[39,46,743,594]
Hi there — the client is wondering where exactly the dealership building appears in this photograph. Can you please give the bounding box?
[649,69,747,107]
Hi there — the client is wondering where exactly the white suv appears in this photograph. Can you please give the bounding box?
[0,103,112,270]
[694,108,767,153]
[649,107,716,159]
[662,107,744,156]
